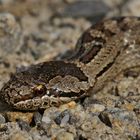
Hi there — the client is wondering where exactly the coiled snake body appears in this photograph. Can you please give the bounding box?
[0,17,140,110]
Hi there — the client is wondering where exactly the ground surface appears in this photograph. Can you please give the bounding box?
[0,0,139,140]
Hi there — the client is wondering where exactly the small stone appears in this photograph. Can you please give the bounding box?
[0,114,6,124]
[89,104,105,113]
[17,119,31,132]
[10,131,32,140]
[0,0,13,4]
[55,131,74,140]
[59,101,77,111]
[98,112,112,128]
[60,114,70,127]
[124,70,139,78]
[117,78,133,97]
[42,116,51,124]
[0,123,8,131]
[121,103,135,111]
[34,112,42,125]
[43,107,59,123]
[54,110,70,125]
[0,13,23,55]
[60,1,110,19]
[67,101,76,109]
[122,0,140,16]
[0,122,32,140]
[134,104,140,115]
[81,121,93,132]
[6,111,34,124]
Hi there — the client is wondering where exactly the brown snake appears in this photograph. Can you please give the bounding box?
[0,17,140,110]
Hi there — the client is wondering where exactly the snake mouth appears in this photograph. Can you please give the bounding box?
[13,94,64,111]
[12,88,85,110]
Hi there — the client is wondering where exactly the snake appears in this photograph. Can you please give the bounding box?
[0,17,140,110]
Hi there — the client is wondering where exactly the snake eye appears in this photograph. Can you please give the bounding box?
[32,84,46,97]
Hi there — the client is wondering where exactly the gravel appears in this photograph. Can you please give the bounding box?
[0,0,139,140]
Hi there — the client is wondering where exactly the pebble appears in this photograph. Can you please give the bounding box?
[89,104,105,113]
[55,131,74,140]
[42,116,51,124]
[117,78,134,97]
[122,0,140,16]
[17,119,31,132]
[34,112,42,125]
[60,113,70,126]
[0,114,6,124]
[10,131,32,140]
[81,121,94,132]
[42,107,59,122]
[6,111,34,124]
[54,110,70,125]
[0,13,23,55]
[59,1,110,20]
[98,112,112,128]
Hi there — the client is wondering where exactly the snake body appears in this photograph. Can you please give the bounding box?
[0,17,140,110]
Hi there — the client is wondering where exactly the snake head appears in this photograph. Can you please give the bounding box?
[0,61,89,110]
[0,74,78,111]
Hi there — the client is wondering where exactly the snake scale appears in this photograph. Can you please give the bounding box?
[0,17,140,110]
